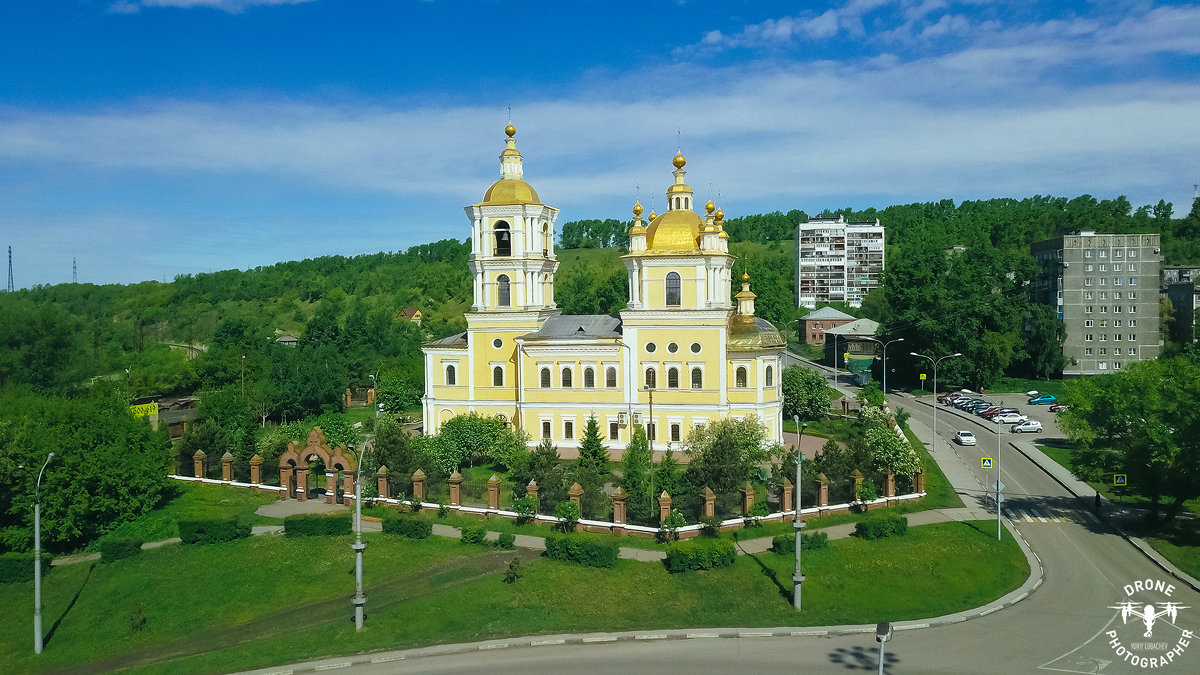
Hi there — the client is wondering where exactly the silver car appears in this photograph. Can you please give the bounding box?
[953,430,977,445]
[1011,419,1043,433]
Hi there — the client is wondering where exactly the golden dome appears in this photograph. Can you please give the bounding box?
[646,208,704,251]
[633,201,643,216]
[505,123,516,137]
[629,223,647,235]
[705,200,715,214]
[742,272,750,282]
[648,210,658,221]
[481,178,541,205]
[728,316,785,351]
[673,151,686,169]
[715,208,724,220]
[718,230,728,239]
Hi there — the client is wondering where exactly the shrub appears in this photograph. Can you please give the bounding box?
[554,500,581,532]
[745,501,771,527]
[497,532,516,550]
[543,533,619,568]
[513,495,539,524]
[381,516,433,539]
[771,531,829,554]
[699,516,724,538]
[178,518,251,545]
[664,539,736,573]
[0,552,52,583]
[407,493,424,513]
[856,478,879,503]
[438,501,450,518]
[100,537,143,563]
[854,514,908,540]
[460,525,488,545]
[283,514,353,537]
[503,555,523,584]
[657,509,687,542]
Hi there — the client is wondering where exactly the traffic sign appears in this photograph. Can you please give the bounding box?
[993,480,1005,493]
[993,494,1005,505]
[1113,474,1128,486]
[981,457,994,469]
[920,373,927,381]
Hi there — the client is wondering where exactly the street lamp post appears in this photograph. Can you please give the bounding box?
[792,415,807,611]
[645,383,655,517]
[876,621,893,675]
[351,444,368,631]
[33,451,54,654]
[977,392,1005,541]
[909,352,962,457]
[863,337,905,394]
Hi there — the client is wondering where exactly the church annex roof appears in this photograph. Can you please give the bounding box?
[822,318,879,337]
[520,315,622,340]
[804,306,856,321]
[427,331,468,348]
[727,316,785,352]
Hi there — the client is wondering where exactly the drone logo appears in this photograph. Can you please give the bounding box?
[1104,579,1194,669]
[1109,601,1189,637]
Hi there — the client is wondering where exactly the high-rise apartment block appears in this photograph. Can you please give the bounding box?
[795,216,884,309]
[1031,232,1161,376]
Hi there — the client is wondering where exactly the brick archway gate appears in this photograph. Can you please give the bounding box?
[278,427,357,503]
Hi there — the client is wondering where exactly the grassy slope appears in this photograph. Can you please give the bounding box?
[102,482,282,544]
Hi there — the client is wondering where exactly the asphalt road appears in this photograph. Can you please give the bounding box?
[250,389,1200,675]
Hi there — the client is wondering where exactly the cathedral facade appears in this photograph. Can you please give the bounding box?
[421,125,784,457]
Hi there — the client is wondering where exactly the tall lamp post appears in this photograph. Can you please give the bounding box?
[645,382,655,517]
[792,415,808,610]
[351,443,369,631]
[909,352,962,456]
[863,337,904,394]
[976,392,1005,541]
[33,451,54,654]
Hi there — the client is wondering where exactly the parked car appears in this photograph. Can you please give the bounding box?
[1011,419,1043,433]
[956,398,984,409]
[953,430,977,446]
[977,406,1003,416]
[940,393,966,404]
[1028,394,1057,405]
[1049,403,1070,412]
[982,407,1019,419]
[994,413,1028,424]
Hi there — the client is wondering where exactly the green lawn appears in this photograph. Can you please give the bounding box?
[0,519,1024,674]
[102,481,282,544]
[989,377,1068,398]
[1034,444,1200,517]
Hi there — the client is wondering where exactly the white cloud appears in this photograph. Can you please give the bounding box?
[109,0,316,14]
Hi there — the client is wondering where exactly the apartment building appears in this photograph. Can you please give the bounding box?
[795,216,884,309]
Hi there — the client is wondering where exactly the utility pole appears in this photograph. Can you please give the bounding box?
[33,452,54,654]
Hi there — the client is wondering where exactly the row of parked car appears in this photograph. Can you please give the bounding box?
[937,392,1044,434]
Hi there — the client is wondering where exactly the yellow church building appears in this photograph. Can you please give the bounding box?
[422,125,784,458]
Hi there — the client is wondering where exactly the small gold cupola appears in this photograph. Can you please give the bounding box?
[480,123,542,206]
[629,200,648,252]
[735,272,757,318]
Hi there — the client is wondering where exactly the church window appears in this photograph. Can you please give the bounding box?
[671,424,681,442]
[492,338,503,348]
[561,367,573,388]
[606,367,617,388]
[667,342,678,353]
[609,422,619,440]
[691,367,702,389]
[667,367,679,389]
[690,342,701,354]
[735,366,748,388]
[564,421,574,439]
[666,272,681,306]
[584,367,595,388]
[765,365,774,387]
[647,422,656,441]
[646,342,657,353]
[542,223,550,256]
[493,366,504,386]
[445,365,456,386]
[542,421,551,439]
[495,221,511,256]
[540,367,551,388]
[497,274,511,307]
[645,367,657,389]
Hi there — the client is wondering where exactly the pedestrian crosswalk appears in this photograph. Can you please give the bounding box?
[1001,506,1101,525]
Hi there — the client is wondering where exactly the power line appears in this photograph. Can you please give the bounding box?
[73,257,77,284]
[6,246,12,292]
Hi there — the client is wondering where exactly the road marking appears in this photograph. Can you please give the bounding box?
[531,639,566,645]
[791,630,827,636]
[1017,509,1035,522]
[314,663,351,671]
[1028,508,1048,522]
[583,636,617,643]
[634,634,667,640]
[738,631,774,638]
[686,633,721,639]
[896,623,928,630]
[980,606,1002,616]
[1081,510,1100,523]
[1002,509,1015,521]
[370,656,405,663]
[478,642,510,649]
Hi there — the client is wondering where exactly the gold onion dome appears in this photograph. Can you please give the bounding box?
[705,200,715,214]
[742,272,750,282]
[633,201,644,216]
[648,210,658,221]
[505,123,516,137]
[715,208,724,220]
[481,122,541,205]
[673,151,686,168]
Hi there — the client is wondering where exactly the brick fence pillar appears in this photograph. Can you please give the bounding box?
[915,470,926,494]
[850,469,865,500]
[741,482,755,517]
[885,473,896,499]
[448,470,461,506]
[526,479,539,511]
[817,473,829,507]
[376,465,389,500]
[658,491,672,524]
[249,454,263,485]
[325,472,336,504]
[487,474,501,510]
[702,486,716,519]
[611,487,627,528]
[412,469,426,501]
[192,450,206,479]
[295,467,309,501]
[221,451,234,482]
[782,478,794,513]
[568,482,583,509]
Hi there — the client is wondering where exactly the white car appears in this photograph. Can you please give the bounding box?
[953,431,977,446]
[1011,419,1043,434]
[993,413,1028,424]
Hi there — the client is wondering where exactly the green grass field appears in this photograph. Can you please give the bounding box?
[0,519,1025,673]
[101,481,282,545]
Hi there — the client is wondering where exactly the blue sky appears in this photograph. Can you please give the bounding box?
[2,0,1198,288]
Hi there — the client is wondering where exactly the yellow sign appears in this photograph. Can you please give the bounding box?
[981,457,993,469]
[1113,474,1127,486]
[920,373,927,381]
[843,352,850,360]
[130,402,159,418]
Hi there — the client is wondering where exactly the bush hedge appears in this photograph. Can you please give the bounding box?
[854,515,908,540]
[460,526,488,545]
[178,518,252,545]
[381,516,433,539]
[497,532,516,550]
[0,552,52,583]
[100,537,143,563]
[544,533,619,568]
[664,539,736,573]
[283,514,353,537]
[771,531,829,554]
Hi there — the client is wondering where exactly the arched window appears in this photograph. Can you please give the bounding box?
[606,366,617,388]
[765,365,773,387]
[497,274,511,307]
[493,366,504,387]
[645,367,657,389]
[561,367,573,388]
[542,223,550,256]
[540,367,551,388]
[494,221,511,256]
[667,367,679,389]
[735,366,747,388]
[665,272,681,306]
[445,365,456,386]
[584,367,595,388]
[691,367,702,389]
